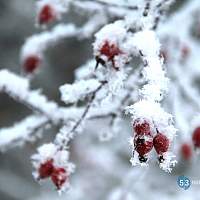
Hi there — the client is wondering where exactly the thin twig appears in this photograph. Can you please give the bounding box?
[69,81,107,134]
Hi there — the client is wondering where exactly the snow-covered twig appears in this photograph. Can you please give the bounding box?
[0,69,61,122]
[0,115,49,151]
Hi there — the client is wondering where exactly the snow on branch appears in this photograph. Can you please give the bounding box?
[0,115,48,151]
[22,24,77,55]
[21,18,106,71]
[60,79,102,104]
[0,69,61,122]
[0,67,135,152]
[126,30,177,172]
[21,0,141,74]
[21,24,78,67]
[133,30,168,101]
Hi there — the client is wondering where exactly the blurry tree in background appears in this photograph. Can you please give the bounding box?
[1,0,200,200]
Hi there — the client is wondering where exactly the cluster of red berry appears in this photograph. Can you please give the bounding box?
[180,127,200,161]
[133,119,169,163]
[38,159,68,190]
[133,119,200,163]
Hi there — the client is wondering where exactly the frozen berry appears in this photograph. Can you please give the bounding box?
[23,55,41,73]
[153,133,169,155]
[133,119,151,136]
[134,137,153,156]
[51,168,68,190]
[39,5,56,25]
[39,159,54,179]
[181,143,192,160]
[192,127,200,148]
[99,41,122,69]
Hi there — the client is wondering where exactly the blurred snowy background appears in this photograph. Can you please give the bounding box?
[1,0,200,200]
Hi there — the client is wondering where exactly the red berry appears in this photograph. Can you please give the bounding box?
[181,143,192,160]
[39,5,55,24]
[133,119,151,136]
[100,41,122,60]
[153,133,169,155]
[192,127,200,148]
[51,168,68,190]
[134,137,153,156]
[39,159,54,179]
[23,55,41,73]
[99,41,122,69]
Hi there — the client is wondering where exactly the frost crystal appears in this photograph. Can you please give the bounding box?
[60,79,101,104]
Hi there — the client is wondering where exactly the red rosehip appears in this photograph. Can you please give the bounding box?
[51,168,68,190]
[39,159,54,179]
[153,133,169,155]
[181,143,192,160]
[39,5,55,25]
[23,55,41,73]
[99,41,122,69]
[134,137,153,156]
[100,41,122,60]
[192,127,200,148]
[133,119,151,136]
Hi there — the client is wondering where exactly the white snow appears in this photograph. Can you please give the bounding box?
[60,79,101,104]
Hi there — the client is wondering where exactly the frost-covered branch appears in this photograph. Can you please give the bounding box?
[21,24,78,66]
[0,70,62,122]
[0,67,137,152]
[0,115,49,151]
